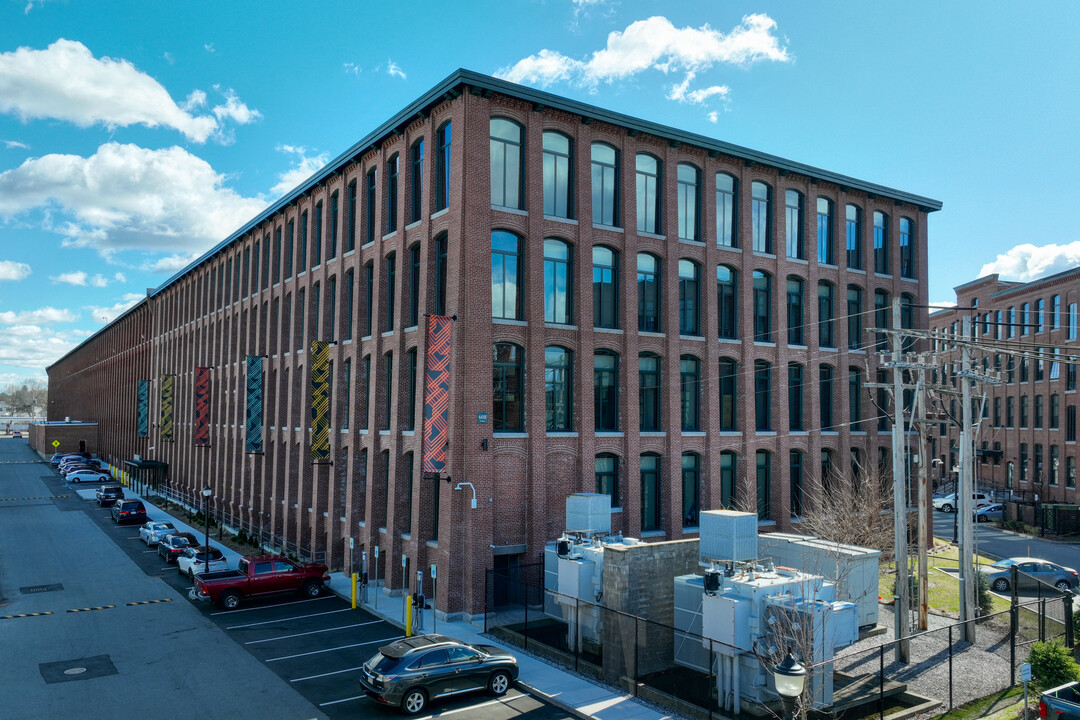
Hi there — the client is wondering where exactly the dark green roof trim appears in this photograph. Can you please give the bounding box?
[154,68,941,298]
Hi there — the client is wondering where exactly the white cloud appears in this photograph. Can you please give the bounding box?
[163,51,174,65]
[667,70,729,104]
[0,306,77,324]
[0,141,267,255]
[271,144,330,198]
[181,89,207,111]
[343,62,361,76]
[51,270,88,285]
[204,43,216,54]
[706,111,719,123]
[113,271,126,283]
[4,139,29,149]
[978,242,1080,283]
[0,260,31,280]
[383,59,406,80]
[0,323,80,370]
[0,39,222,142]
[497,14,789,89]
[85,293,143,324]
[144,251,203,274]
[211,86,261,125]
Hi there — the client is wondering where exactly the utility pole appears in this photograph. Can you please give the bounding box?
[958,315,976,643]
[890,299,910,663]
[916,364,930,631]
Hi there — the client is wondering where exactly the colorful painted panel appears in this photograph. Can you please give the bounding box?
[310,341,330,462]
[245,357,264,453]
[136,380,149,438]
[194,367,211,447]
[422,315,453,474]
[160,374,175,442]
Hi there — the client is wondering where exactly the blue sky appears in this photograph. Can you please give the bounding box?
[1,1,1079,385]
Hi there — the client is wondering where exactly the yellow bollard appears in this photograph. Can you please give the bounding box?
[351,572,357,609]
[405,594,413,637]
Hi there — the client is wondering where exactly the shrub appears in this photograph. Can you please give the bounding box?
[975,570,993,617]
[1026,640,1080,689]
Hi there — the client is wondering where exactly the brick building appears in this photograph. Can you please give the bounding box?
[46,69,940,618]
[928,268,1080,504]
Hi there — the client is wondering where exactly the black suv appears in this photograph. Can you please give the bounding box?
[95,485,125,506]
[360,634,518,715]
[111,499,147,524]
[157,532,198,563]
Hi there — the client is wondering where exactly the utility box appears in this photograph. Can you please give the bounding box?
[673,575,713,672]
[702,591,753,651]
[565,493,611,534]
[699,510,757,563]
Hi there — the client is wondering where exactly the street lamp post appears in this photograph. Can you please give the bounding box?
[774,649,807,720]
[202,485,212,561]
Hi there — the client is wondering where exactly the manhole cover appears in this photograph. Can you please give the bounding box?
[39,655,117,684]
[20,583,63,594]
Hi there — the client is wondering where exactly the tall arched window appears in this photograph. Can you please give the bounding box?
[899,217,914,278]
[493,343,524,432]
[720,451,737,508]
[846,204,862,269]
[682,452,700,528]
[410,138,424,223]
[639,353,661,431]
[593,246,619,329]
[785,189,804,259]
[596,453,620,506]
[637,253,661,332]
[716,173,737,248]
[752,181,772,253]
[680,355,700,431]
[545,346,573,431]
[755,360,772,431]
[591,143,619,226]
[756,450,771,520]
[717,265,738,339]
[679,260,701,336]
[719,358,738,431]
[753,271,772,342]
[490,118,524,209]
[677,163,700,241]
[817,197,834,264]
[788,363,804,431]
[641,453,661,531]
[491,231,522,320]
[636,154,661,234]
[435,121,452,212]
[594,351,619,431]
[787,276,804,345]
[543,131,573,218]
[873,210,889,274]
[818,281,835,347]
[544,239,573,325]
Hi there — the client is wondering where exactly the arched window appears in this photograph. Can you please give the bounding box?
[785,189,804,259]
[677,163,700,241]
[682,452,700,528]
[752,181,772,253]
[788,363,804,431]
[849,366,864,431]
[717,265,738,339]
[637,253,661,332]
[493,343,524,432]
[818,281,835,347]
[596,453,620,507]
[636,154,661,234]
[435,121,452,212]
[491,231,522,320]
[641,453,661,531]
[755,360,772,431]
[820,364,835,430]
[591,143,619,226]
[847,285,863,350]
[593,246,618,329]
[719,357,738,431]
[385,156,398,234]
[490,118,524,209]
[545,346,573,431]
[817,197,834,264]
[639,353,661,431]
[594,351,619,431]
[874,210,889,274]
[753,271,772,342]
[720,451,737,508]
[680,355,700,431]
[790,450,804,516]
[875,289,890,351]
[756,450,771,519]
[787,276,804,345]
[544,239,573,324]
[679,259,701,336]
[543,131,573,218]
[716,173,738,248]
[899,217,914,278]
[846,204,862,270]
[409,137,424,223]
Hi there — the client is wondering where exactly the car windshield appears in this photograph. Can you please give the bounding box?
[992,559,1019,567]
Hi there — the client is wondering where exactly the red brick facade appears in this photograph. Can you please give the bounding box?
[46,70,938,618]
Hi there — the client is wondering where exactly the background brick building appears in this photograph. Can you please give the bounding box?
[929,268,1080,505]
[47,69,940,618]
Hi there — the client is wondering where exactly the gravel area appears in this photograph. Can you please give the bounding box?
[836,603,1016,710]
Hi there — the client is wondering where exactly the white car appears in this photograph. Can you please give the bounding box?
[177,546,228,580]
[139,521,177,546]
[66,468,111,483]
[933,492,992,513]
[59,459,104,473]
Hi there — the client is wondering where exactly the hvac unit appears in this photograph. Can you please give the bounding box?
[699,510,758,563]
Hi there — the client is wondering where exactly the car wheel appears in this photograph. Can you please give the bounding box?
[1056,580,1071,592]
[400,688,427,715]
[976,515,986,523]
[219,591,241,610]
[992,578,1010,592]
[488,670,512,697]
[941,503,953,513]
[188,569,195,581]
[301,580,322,598]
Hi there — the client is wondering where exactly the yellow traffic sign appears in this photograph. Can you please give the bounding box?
[52,440,60,448]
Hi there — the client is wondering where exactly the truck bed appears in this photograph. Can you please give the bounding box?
[197,569,245,583]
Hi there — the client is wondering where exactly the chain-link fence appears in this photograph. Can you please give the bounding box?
[486,564,1074,719]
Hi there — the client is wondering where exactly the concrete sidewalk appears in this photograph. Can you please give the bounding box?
[89,484,672,720]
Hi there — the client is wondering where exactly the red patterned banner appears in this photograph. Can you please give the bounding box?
[194,367,211,447]
[422,315,453,474]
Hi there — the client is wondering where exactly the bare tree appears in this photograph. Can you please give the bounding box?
[800,458,896,563]
[0,379,48,417]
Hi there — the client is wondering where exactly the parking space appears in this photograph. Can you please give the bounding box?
[40,463,572,720]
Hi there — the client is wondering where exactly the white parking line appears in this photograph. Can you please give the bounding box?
[126,536,140,540]
[142,550,157,553]
[267,635,403,663]
[245,620,383,645]
[291,664,366,682]
[318,694,364,707]
[318,691,531,713]
[209,595,334,616]
[228,607,352,630]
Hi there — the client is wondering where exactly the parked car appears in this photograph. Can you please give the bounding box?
[177,546,228,580]
[10,431,21,439]
[60,462,105,476]
[59,457,104,470]
[189,554,330,610]
[67,468,110,484]
[359,634,518,715]
[979,557,1079,592]
[1040,681,1080,720]
[95,485,124,506]
[139,521,177,546]
[933,492,992,513]
[110,499,147,524]
[158,532,198,562]
[974,503,1004,523]
[50,452,89,465]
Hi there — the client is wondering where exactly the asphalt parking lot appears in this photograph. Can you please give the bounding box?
[46,455,572,720]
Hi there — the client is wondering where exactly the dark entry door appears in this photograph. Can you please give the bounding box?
[491,553,524,608]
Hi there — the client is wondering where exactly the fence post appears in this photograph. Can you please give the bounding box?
[484,570,488,634]
[879,644,884,720]
[523,577,528,652]
[1010,602,1017,687]
[574,597,579,674]
[1066,593,1075,648]
[948,624,954,710]
[634,618,639,697]
[1039,598,1045,642]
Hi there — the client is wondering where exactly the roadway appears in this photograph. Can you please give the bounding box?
[0,437,573,720]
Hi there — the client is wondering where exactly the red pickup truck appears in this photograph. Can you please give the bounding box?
[189,554,330,610]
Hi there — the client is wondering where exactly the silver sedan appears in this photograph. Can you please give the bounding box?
[139,521,177,546]
[980,557,1079,593]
